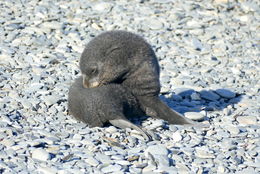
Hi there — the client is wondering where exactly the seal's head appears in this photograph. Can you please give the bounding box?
[79,31,136,88]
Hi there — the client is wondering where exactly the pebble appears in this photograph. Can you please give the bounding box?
[147,119,164,129]
[236,116,257,125]
[215,89,236,99]
[195,147,215,159]
[173,88,195,98]
[200,90,220,101]
[115,160,130,166]
[225,126,240,135]
[93,2,112,12]
[105,126,118,133]
[31,149,51,161]
[190,92,201,100]
[101,164,122,173]
[145,145,168,156]
[0,139,15,147]
[147,19,164,30]
[95,153,112,164]
[37,166,58,174]
[85,157,99,167]
[172,131,183,142]
[43,95,61,106]
[184,112,205,121]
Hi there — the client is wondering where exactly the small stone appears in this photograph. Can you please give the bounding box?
[37,166,58,174]
[31,149,51,161]
[42,21,61,30]
[236,116,257,125]
[172,131,182,142]
[101,164,122,173]
[147,19,164,30]
[200,90,220,101]
[43,95,60,106]
[235,167,258,174]
[127,155,139,162]
[156,155,170,168]
[226,126,240,135]
[115,160,130,165]
[176,162,190,172]
[171,94,182,101]
[173,88,195,98]
[145,145,168,156]
[85,157,99,167]
[72,134,82,140]
[169,125,178,132]
[92,2,112,13]
[148,119,164,129]
[105,126,118,133]
[184,112,205,121]
[215,89,236,99]
[217,165,226,173]
[195,147,215,159]
[95,153,112,164]
[0,139,15,147]
[190,92,201,100]
[143,164,156,173]
[214,0,228,4]
[192,38,203,51]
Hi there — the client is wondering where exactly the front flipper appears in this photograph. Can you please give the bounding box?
[109,119,152,141]
[139,96,195,125]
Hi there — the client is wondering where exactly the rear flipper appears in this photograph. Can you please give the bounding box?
[139,96,195,125]
[109,119,152,141]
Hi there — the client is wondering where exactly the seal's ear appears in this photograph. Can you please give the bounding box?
[109,119,152,141]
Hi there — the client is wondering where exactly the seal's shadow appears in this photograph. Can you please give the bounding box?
[160,88,242,115]
[109,88,243,127]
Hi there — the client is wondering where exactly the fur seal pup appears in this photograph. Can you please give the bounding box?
[68,76,151,140]
[79,30,194,125]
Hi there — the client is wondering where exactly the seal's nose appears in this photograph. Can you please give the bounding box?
[82,74,89,88]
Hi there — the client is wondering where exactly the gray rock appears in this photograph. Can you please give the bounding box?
[105,126,118,134]
[37,166,58,174]
[172,131,183,142]
[236,116,257,125]
[200,90,220,101]
[31,149,51,161]
[190,92,201,100]
[145,145,168,156]
[184,112,205,121]
[85,157,99,167]
[148,119,164,129]
[147,19,164,30]
[225,126,240,135]
[95,153,112,164]
[173,88,195,98]
[101,164,122,173]
[92,2,112,13]
[192,38,203,51]
[215,89,236,99]
[43,95,61,106]
[195,147,215,159]
[171,94,183,101]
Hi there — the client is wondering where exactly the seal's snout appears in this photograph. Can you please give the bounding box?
[82,74,100,88]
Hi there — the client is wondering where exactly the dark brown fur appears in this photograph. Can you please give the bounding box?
[79,30,193,125]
